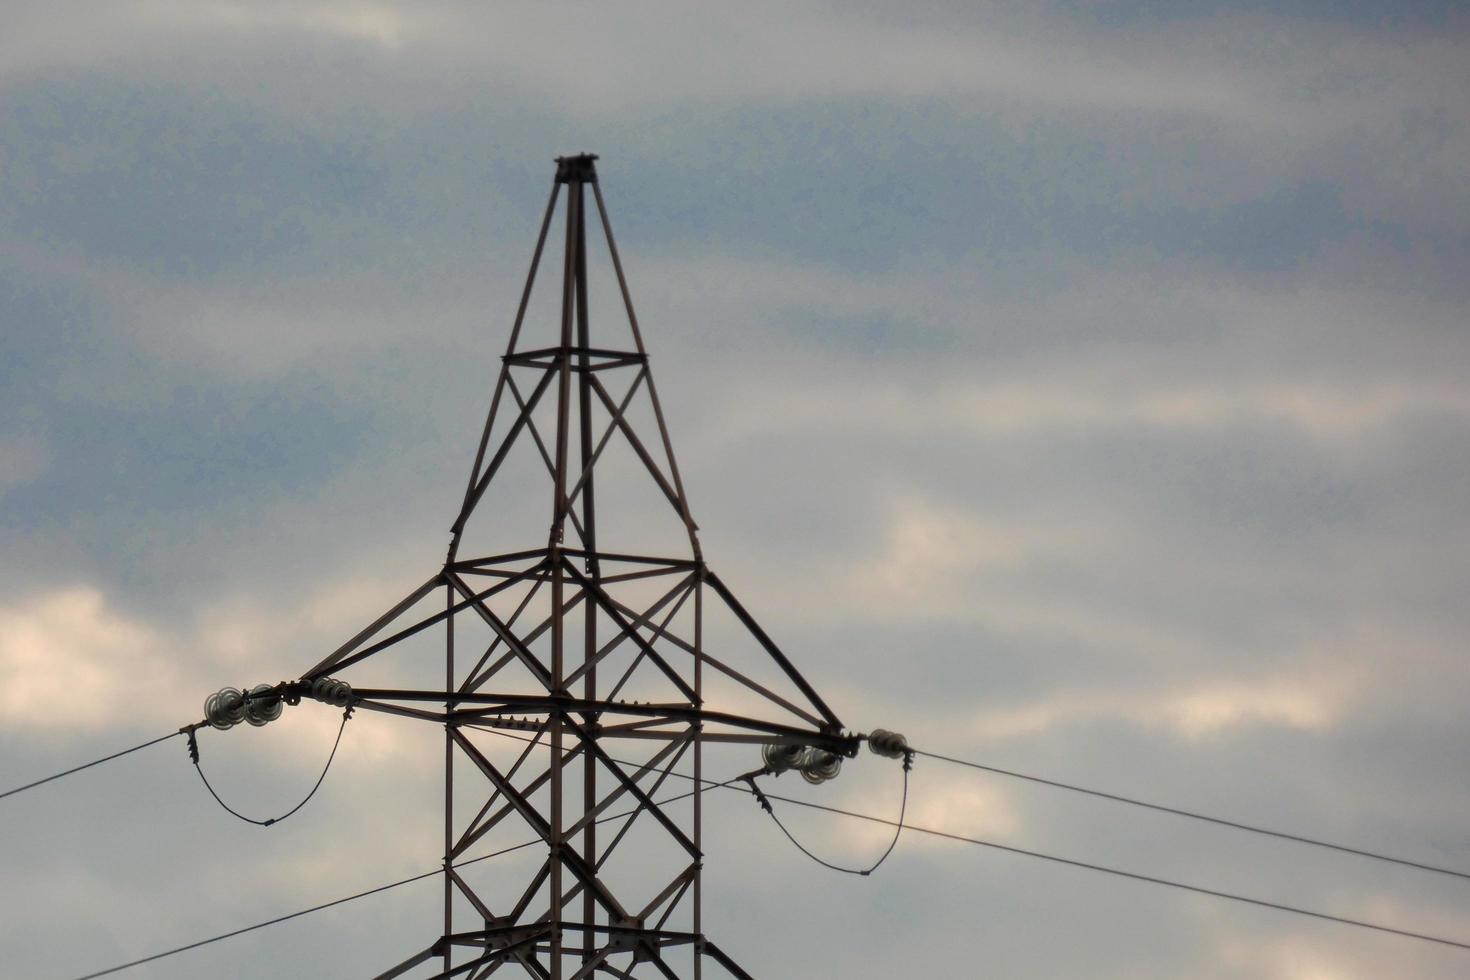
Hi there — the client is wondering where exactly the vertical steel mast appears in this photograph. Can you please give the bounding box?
[298,155,856,979]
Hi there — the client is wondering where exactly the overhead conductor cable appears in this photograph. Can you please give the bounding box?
[186,678,355,827]
[746,728,914,877]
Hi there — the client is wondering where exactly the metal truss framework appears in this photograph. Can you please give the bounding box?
[297,155,856,979]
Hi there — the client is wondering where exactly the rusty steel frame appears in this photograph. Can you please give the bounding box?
[289,156,853,978]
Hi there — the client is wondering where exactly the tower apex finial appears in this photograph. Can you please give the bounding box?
[554,153,599,183]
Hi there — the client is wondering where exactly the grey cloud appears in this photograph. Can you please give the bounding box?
[4,3,1469,977]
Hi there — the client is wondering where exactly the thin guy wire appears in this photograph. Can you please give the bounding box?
[190,710,352,827]
[66,777,746,980]
[910,746,1470,882]
[0,731,181,802]
[471,726,1470,952]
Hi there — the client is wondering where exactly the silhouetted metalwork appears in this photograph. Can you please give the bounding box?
[282,154,853,978]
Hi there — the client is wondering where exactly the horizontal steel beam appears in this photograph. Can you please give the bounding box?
[349,688,859,755]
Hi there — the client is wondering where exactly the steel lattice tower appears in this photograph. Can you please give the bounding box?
[294,155,856,979]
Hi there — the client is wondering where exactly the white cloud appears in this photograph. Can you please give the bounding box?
[840,494,1111,617]
[175,0,412,49]
[5,0,1464,251]
[708,356,1470,449]
[3,1,1461,139]
[0,587,177,733]
[0,569,449,744]
[641,251,1470,448]
[966,670,1355,742]
[1156,679,1339,738]
[1209,894,1470,980]
[807,777,1021,859]
[903,779,1020,842]
[3,5,1468,974]
[0,0,414,76]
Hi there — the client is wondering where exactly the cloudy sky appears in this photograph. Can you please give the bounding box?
[3,2,1469,977]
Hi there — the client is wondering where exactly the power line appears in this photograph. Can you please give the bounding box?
[71,838,549,980]
[189,706,353,827]
[910,746,1470,883]
[761,789,1470,953]
[24,724,1469,967]
[742,756,911,877]
[16,724,1450,890]
[72,862,448,980]
[470,726,1470,953]
[0,731,181,803]
[67,776,742,979]
[61,734,1470,974]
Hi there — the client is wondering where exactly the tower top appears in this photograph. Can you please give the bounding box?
[554,153,598,183]
[288,157,853,977]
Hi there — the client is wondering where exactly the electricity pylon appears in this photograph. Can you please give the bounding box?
[297,155,856,978]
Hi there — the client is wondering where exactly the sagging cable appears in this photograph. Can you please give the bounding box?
[746,729,914,877]
[185,678,355,827]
